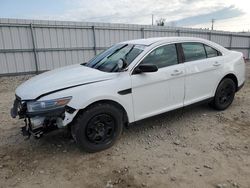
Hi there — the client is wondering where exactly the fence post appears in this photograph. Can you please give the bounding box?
[229,34,233,50]
[208,32,212,41]
[30,23,39,74]
[92,26,97,55]
[248,37,250,59]
[141,28,144,38]
[177,30,180,36]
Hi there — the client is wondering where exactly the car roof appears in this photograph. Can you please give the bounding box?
[120,36,228,53]
[120,37,210,46]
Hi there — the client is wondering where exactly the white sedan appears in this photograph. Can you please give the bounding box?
[11,37,246,152]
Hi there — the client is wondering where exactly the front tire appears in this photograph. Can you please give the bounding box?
[211,78,236,110]
[71,103,123,153]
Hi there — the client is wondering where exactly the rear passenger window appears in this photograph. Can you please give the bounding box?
[141,44,178,68]
[204,45,220,58]
[182,43,206,62]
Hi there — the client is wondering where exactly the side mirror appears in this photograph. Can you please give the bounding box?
[134,64,158,74]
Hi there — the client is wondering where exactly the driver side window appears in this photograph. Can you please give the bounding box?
[141,44,178,68]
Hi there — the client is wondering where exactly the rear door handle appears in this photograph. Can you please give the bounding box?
[171,70,183,76]
[213,62,221,67]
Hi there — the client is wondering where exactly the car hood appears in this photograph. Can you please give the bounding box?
[16,64,116,100]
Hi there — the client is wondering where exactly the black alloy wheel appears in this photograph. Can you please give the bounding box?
[86,114,116,145]
[71,103,123,153]
[212,78,236,110]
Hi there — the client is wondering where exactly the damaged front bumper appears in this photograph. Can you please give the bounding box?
[11,95,78,138]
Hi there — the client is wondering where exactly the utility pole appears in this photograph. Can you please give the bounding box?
[211,19,215,30]
[152,14,154,25]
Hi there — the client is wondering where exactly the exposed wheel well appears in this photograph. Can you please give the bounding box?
[75,100,129,125]
[222,74,238,91]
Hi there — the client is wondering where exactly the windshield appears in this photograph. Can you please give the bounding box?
[84,44,145,72]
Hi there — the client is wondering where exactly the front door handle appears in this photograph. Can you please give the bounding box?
[213,62,221,67]
[171,70,183,76]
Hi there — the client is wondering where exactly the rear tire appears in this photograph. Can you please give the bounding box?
[71,103,123,153]
[211,78,236,110]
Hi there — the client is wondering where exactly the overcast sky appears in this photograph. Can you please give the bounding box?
[0,0,249,32]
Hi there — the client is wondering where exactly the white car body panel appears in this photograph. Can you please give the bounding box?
[131,63,185,121]
[38,72,135,122]
[15,64,115,100]
[184,56,224,106]
[15,37,246,127]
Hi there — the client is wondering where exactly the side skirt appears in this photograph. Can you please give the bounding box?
[127,97,214,127]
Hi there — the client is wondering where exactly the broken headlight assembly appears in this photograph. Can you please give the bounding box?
[26,96,72,113]
[20,96,72,138]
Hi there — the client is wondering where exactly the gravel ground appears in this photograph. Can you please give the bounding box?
[0,64,249,188]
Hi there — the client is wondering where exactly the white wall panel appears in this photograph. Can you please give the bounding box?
[232,37,249,48]
[211,34,230,47]
[0,53,8,73]
[0,18,249,75]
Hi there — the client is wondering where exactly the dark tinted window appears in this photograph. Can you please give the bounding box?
[182,43,206,62]
[141,44,178,68]
[204,45,220,58]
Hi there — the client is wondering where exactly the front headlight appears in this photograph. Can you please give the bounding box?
[27,97,72,113]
